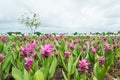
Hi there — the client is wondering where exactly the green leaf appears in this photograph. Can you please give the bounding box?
[0,43,4,53]
[23,69,31,80]
[62,70,68,80]
[67,55,74,79]
[2,54,12,71]
[59,51,67,71]
[33,70,44,80]
[48,57,58,79]
[12,67,23,80]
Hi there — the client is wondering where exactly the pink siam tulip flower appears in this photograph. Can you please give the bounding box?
[55,36,59,41]
[94,45,97,49]
[82,45,86,51]
[68,43,74,50]
[24,35,28,41]
[20,47,27,57]
[117,56,120,60]
[60,34,63,39]
[40,37,43,41]
[25,57,33,70]
[103,37,107,41]
[78,59,89,72]
[99,56,104,65]
[98,39,102,44]
[112,37,114,41]
[84,41,88,45]
[90,46,96,54]
[0,54,4,62]
[24,44,35,54]
[40,43,54,57]
[104,43,110,51]
[1,35,6,42]
[113,44,117,49]
[34,52,37,58]
[74,38,80,44]
[16,35,20,40]
[55,50,58,56]
[20,43,36,57]
[64,50,70,58]
[81,50,85,55]
[83,39,87,43]
[12,42,16,46]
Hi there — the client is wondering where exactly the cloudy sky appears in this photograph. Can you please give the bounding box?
[0,0,120,33]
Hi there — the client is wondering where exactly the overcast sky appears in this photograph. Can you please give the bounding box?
[0,0,120,33]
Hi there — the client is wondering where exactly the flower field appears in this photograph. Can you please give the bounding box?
[0,34,120,80]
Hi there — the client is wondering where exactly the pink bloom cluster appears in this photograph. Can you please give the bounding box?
[90,46,96,54]
[82,45,86,51]
[20,43,35,57]
[74,38,80,44]
[24,35,28,41]
[40,43,54,57]
[117,56,120,60]
[1,35,6,42]
[99,56,104,65]
[25,57,33,70]
[104,43,110,51]
[78,59,89,72]
[0,54,4,62]
[64,50,70,58]
[69,43,74,50]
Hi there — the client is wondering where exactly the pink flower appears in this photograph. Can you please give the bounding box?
[98,39,101,44]
[60,34,63,39]
[99,56,104,65]
[16,35,20,40]
[25,43,35,53]
[64,50,70,58]
[113,44,117,49]
[40,43,54,57]
[25,57,33,70]
[1,35,6,42]
[68,43,74,50]
[20,47,27,57]
[20,43,35,57]
[55,50,58,56]
[78,59,88,72]
[0,54,4,62]
[117,56,120,60]
[90,46,96,54]
[103,37,107,41]
[81,51,85,55]
[104,43,110,51]
[12,42,16,46]
[34,52,37,58]
[74,38,80,44]
[24,35,28,41]
[82,45,86,51]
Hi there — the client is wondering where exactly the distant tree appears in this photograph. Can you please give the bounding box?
[102,32,105,36]
[95,32,100,35]
[73,32,78,35]
[18,12,41,34]
[118,31,120,34]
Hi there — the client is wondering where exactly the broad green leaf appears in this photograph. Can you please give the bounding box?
[2,54,12,70]
[62,70,68,80]
[23,69,31,80]
[33,70,44,80]
[48,57,58,79]
[12,67,23,80]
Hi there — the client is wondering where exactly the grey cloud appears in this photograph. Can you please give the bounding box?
[0,0,120,33]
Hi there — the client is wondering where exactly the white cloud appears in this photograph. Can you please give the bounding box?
[0,0,120,33]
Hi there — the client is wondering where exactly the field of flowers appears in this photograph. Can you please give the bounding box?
[0,34,120,80]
